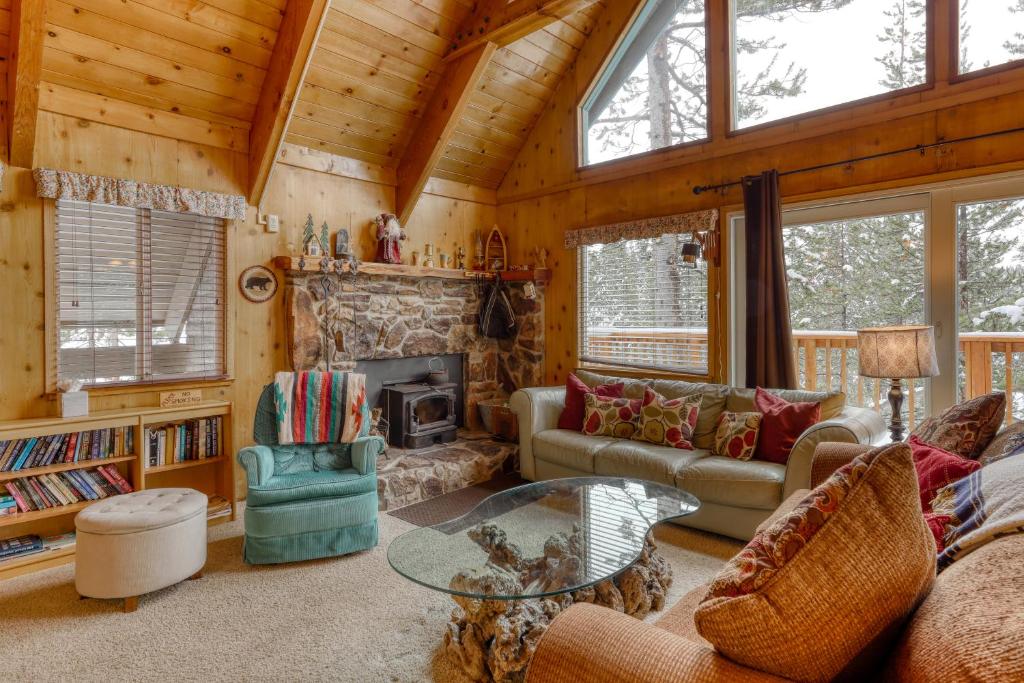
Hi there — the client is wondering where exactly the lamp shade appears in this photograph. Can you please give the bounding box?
[857,325,940,379]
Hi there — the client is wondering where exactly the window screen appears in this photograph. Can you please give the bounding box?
[54,200,226,387]
[578,234,708,374]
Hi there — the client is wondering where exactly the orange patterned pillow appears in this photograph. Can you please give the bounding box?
[694,443,936,682]
[582,392,642,439]
[712,412,762,461]
[632,388,701,450]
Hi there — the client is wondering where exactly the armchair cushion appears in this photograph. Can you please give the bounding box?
[694,443,935,683]
[527,603,787,683]
[246,468,376,507]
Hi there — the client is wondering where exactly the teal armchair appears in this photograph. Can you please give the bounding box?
[237,384,385,564]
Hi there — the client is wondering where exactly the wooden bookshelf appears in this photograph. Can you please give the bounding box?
[0,400,235,581]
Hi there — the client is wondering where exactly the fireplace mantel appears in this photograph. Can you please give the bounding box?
[273,255,551,284]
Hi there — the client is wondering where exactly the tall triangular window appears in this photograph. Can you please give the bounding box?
[582,0,709,165]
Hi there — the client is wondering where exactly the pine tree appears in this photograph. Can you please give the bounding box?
[589,1,854,159]
[1007,0,1024,57]
[876,0,927,89]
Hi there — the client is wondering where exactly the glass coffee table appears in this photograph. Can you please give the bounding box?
[388,477,700,682]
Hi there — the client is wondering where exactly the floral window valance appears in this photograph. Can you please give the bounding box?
[33,168,247,220]
[564,208,718,249]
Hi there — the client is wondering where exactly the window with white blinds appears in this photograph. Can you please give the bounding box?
[578,234,709,375]
[54,200,226,387]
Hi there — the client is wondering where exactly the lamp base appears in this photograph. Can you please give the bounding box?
[887,378,906,443]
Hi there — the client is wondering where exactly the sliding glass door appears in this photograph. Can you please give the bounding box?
[731,173,1024,425]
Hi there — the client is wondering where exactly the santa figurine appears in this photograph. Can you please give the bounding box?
[374,213,406,264]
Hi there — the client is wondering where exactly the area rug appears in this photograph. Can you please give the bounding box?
[387,472,527,527]
[0,510,741,682]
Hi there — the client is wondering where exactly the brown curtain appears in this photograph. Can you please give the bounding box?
[743,170,798,389]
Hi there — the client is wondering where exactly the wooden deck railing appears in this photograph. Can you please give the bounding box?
[793,330,1023,427]
[585,329,1023,426]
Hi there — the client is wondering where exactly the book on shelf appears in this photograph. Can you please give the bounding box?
[1,465,133,514]
[0,532,76,568]
[0,426,136,473]
[145,417,222,468]
[207,495,231,520]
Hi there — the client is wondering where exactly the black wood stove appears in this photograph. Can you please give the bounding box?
[381,382,458,449]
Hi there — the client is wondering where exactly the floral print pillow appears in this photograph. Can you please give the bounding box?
[912,391,1006,459]
[632,388,701,450]
[713,412,763,461]
[704,446,883,599]
[583,393,642,439]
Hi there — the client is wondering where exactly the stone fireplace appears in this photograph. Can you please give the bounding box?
[284,270,544,431]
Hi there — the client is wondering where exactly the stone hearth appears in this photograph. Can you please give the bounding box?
[285,271,544,431]
[376,431,518,511]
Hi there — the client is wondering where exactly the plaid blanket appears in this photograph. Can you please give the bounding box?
[932,446,1024,571]
[273,371,370,445]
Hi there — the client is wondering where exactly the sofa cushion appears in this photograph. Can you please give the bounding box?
[977,419,1024,465]
[887,533,1024,681]
[908,435,980,513]
[912,391,1006,459]
[753,387,821,465]
[728,387,845,421]
[652,380,730,450]
[534,429,618,473]
[558,373,625,431]
[583,393,642,439]
[594,440,707,486]
[246,468,376,507]
[675,456,785,510]
[632,388,701,450]
[575,369,650,399]
[693,443,935,683]
[713,411,763,461]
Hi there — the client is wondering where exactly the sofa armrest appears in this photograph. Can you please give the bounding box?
[527,603,788,683]
[350,436,386,476]
[810,442,876,487]
[509,387,566,481]
[238,445,274,488]
[782,406,886,498]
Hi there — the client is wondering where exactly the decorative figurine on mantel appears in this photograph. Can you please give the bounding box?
[457,245,467,270]
[302,214,322,257]
[534,246,549,270]
[334,228,351,259]
[374,213,406,264]
[424,243,436,268]
[473,230,486,270]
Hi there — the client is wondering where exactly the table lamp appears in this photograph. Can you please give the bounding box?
[857,325,940,442]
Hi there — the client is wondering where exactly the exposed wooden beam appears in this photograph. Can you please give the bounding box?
[7,0,47,168]
[247,0,330,208]
[396,42,497,225]
[445,0,600,62]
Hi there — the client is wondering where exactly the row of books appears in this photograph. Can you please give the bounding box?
[145,417,223,468]
[0,532,76,567]
[2,466,133,513]
[0,427,136,473]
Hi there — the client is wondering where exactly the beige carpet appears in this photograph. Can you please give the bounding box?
[0,511,740,682]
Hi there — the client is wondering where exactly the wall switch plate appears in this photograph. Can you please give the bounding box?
[265,214,280,233]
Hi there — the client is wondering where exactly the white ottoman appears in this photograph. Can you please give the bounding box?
[75,488,208,612]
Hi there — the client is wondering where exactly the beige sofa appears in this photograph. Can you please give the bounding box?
[509,370,885,541]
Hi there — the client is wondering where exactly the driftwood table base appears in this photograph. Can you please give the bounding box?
[443,523,674,683]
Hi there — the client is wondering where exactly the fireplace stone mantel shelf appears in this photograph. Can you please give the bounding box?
[272,256,551,284]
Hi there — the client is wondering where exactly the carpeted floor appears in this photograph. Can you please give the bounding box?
[0,510,741,682]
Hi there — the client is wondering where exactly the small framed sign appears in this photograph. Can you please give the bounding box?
[239,265,279,303]
[160,390,202,408]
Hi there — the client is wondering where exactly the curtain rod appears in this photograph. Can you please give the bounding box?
[691,125,1024,196]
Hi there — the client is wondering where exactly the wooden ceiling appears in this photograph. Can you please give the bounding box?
[10,0,605,206]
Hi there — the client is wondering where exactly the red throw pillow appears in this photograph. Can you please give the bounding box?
[558,373,625,431]
[923,512,952,552]
[909,435,982,513]
[753,388,821,465]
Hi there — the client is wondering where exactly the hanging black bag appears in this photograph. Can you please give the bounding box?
[479,275,517,339]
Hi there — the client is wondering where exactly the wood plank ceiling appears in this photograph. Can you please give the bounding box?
[26,0,604,192]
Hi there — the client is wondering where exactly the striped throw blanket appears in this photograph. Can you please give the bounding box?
[932,449,1024,571]
[273,371,370,445]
